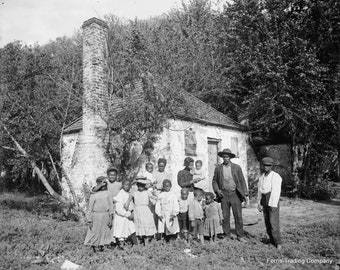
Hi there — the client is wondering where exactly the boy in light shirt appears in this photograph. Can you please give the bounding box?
[257,157,282,250]
[178,188,190,241]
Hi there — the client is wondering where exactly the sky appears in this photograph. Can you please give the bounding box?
[0,0,187,47]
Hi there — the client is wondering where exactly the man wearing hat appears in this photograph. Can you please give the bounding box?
[212,148,248,242]
[257,157,282,250]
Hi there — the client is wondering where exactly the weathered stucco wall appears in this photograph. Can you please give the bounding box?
[62,120,249,199]
[61,18,110,205]
[62,130,110,204]
[61,132,79,197]
[151,119,248,195]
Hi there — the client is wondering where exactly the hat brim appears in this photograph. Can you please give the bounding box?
[218,152,236,158]
[136,179,150,184]
[107,167,119,174]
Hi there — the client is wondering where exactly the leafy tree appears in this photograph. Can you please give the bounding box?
[218,0,338,193]
[0,36,82,193]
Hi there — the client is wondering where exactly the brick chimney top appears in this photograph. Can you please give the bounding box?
[82,17,108,29]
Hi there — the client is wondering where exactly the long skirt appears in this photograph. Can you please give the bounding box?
[84,212,112,246]
[134,205,156,236]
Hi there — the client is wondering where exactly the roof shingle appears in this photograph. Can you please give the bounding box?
[63,90,245,134]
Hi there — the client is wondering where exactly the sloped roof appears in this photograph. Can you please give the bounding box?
[176,91,245,130]
[63,90,246,134]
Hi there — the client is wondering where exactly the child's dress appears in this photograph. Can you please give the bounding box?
[192,168,208,192]
[133,190,157,236]
[113,189,135,240]
[144,171,155,186]
[107,181,122,199]
[84,190,113,246]
[203,201,223,237]
[155,191,179,235]
[107,181,121,240]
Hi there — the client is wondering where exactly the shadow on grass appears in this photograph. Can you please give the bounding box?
[0,192,62,214]
[314,199,340,206]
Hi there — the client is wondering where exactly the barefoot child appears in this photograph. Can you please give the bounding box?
[188,189,205,244]
[132,177,157,245]
[155,180,180,241]
[113,180,137,247]
[84,176,113,252]
[203,192,223,242]
[178,188,190,241]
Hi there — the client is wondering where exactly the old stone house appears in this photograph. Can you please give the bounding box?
[61,18,250,203]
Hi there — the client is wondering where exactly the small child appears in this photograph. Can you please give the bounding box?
[113,180,137,248]
[84,176,113,252]
[203,192,223,242]
[178,188,190,241]
[192,160,208,192]
[144,162,155,188]
[132,177,157,245]
[188,189,205,244]
[155,179,180,241]
[92,167,121,199]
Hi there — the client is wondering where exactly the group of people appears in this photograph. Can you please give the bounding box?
[84,148,283,252]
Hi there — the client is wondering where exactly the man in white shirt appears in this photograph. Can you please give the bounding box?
[257,157,282,250]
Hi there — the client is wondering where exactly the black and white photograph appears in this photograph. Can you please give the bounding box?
[0,0,339,269]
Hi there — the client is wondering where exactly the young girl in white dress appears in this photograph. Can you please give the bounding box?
[113,180,137,247]
[132,178,157,245]
[155,180,180,241]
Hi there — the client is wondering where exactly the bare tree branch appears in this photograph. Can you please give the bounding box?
[0,121,71,206]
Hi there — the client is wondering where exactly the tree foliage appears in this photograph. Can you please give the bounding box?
[0,0,339,195]
[0,36,82,192]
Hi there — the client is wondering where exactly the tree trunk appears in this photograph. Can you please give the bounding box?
[1,121,72,206]
[0,105,3,175]
[336,66,340,182]
[292,142,310,197]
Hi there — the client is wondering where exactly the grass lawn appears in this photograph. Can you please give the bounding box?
[0,193,339,270]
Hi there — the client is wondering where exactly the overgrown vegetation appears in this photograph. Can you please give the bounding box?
[0,0,339,197]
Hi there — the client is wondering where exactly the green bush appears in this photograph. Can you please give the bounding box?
[0,192,62,214]
[302,180,336,201]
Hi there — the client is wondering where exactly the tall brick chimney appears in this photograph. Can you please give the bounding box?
[82,17,109,133]
[68,18,110,204]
